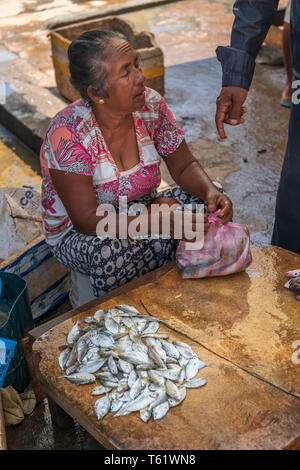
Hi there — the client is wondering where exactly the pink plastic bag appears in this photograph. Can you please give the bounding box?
[176,210,252,278]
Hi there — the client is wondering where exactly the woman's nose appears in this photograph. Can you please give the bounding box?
[136,67,146,84]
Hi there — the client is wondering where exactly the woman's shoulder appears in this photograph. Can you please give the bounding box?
[139,87,166,123]
[46,99,91,138]
[143,87,165,108]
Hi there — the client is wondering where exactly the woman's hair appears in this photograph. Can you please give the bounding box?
[68,29,127,102]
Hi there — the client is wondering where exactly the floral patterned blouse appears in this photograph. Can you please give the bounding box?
[40,87,185,245]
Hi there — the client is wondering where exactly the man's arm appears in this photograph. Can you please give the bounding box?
[215,0,279,138]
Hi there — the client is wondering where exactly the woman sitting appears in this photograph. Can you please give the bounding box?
[40,29,233,297]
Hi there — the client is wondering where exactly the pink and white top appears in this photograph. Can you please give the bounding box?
[40,87,185,245]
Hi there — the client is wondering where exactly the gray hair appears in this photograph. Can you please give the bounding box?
[68,29,127,103]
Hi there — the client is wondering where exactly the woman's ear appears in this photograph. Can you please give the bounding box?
[87,85,104,105]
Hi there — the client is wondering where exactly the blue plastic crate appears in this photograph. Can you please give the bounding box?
[0,337,17,389]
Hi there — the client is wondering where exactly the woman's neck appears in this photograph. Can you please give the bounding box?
[92,104,132,134]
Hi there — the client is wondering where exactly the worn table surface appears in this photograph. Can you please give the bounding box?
[32,246,300,450]
[142,246,300,397]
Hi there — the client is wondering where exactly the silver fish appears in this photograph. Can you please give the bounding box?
[128,369,138,388]
[76,338,89,363]
[58,348,70,370]
[165,379,181,400]
[94,395,111,420]
[93,309,106,322]
[161,340,180,359]
[140,406,152,422]
[105,317,119,335]
[185,377,207,389]
[60,372,95,384]
[111,398,125,413]
[108,356,119,375]
[65,343,78,368]
[65,363,79,376]
[77,358,106,374]
[168,387,186,407]
[148,370,165,387]
[67,321,83,345]
[156,368,181,382]
[185,358,201,380]
[129,377,145,400]
[118,358,134,375]
[152,400,170,420]
[148,346,166,368]
[119,351,153,366]
[90,333,114,348]
[116,304,140,314]
[96,371,118,383]
[148,388,168,409]
[84,316,97,324]
[142,333,169,339]
[142,321,160,335]
[114,388,153,416]
[91,385,106,396]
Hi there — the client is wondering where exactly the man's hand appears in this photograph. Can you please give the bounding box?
[215,86,248,139]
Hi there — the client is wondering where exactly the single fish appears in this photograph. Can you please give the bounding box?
[93,309,106,322]
[161,340,180,359]
[94,395,111,420]
[148,370,165,387]
[108,356,119,375]
[185,377,207,389]
[91,385,106,396]
[76,338,89,363]
[96,371,118,383]
[67,321,83,345]
[140,406,152,422]
[142,321,160,335]
[129,377,145,400]
[128,369,138,388]
[77,358,106,374]
[90,333,114,348]
[119,351,153,366]
[65,343,78,368]
[148,346,166,368]
[60,372,95,385]
[65,363,79,376]
[114,388,153,416]
[58,348,70,370]
[116,304,140,314]
[185,358,201,380]
[152,400,170,420]
[118,358,134,375]
[165,379,181,401]
[105,316,119,335]
[168,387,186,407]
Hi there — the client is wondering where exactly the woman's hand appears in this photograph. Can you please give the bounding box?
[205,188,233,225]
[147,196,209,241]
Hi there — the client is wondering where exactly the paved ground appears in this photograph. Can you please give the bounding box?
[0,0,292,450]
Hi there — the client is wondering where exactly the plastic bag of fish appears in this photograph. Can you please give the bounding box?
[58,304,207,422]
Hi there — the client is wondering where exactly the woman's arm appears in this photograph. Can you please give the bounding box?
[162,140,233,224]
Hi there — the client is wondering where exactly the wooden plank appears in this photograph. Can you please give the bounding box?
[32,292,300,450]
[141,246,300,397]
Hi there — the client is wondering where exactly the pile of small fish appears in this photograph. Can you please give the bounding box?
[58,304,207,422]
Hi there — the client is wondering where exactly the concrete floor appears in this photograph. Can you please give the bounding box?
[0,0,293,450]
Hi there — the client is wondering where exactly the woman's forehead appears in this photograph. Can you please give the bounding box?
[109,38,135,60]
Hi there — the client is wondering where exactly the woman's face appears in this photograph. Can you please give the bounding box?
[100,39,146,113]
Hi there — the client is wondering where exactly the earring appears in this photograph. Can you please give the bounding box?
[98,98,104,104]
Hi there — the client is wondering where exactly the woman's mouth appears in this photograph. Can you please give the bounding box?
[135,88,145,98]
